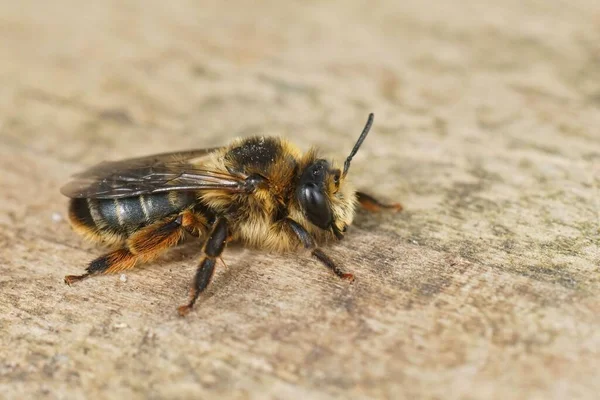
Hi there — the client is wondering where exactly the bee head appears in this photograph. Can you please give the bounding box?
[297,113,374,239]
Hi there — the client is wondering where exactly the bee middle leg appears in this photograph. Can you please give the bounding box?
[64,211,204,284]
[285,218,354,281]
[177,217,228,317]
[356,191,403,212]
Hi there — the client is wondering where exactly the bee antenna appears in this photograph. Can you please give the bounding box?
[343,113,374,177]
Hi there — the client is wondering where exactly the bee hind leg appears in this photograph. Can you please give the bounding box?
[178,217,228,317]
[285,218,355,282]
[64,247,138,284]
[64,212,199,285]
[356,191,402,212]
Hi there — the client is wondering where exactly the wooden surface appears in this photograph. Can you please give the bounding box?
[1,1,599,399]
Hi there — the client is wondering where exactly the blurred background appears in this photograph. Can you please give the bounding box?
[1,1,599,399]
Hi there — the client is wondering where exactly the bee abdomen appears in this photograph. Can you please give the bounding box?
[69,198,98,231]
[69,192,197,237]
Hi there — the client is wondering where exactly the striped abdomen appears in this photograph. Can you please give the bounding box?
[68,192,197,242]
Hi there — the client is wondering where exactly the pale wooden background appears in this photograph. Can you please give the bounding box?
[1,1,599,399]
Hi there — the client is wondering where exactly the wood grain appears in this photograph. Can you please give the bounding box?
[1,1,599,399]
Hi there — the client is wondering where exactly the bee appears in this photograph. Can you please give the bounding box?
[61,113,402,316]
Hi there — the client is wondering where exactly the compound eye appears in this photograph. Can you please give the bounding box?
[299,183,332,230]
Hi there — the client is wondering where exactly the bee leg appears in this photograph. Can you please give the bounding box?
[64,248,138,284]
[181,211,206,238]
[64,214,191,285]
[178,217,228,317]
[285,218,355,282]
[356,191,402,212]
[312,248,355,281]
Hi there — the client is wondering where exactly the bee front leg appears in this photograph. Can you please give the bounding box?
[178,217,228,317]
[356,191,403,212]
[285,218,354,282]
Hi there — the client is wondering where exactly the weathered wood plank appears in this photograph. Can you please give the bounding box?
[1,1,599,399]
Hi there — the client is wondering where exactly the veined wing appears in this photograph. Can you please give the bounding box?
[61,148,246,199]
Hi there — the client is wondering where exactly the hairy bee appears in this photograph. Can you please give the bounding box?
[61,114,402,316]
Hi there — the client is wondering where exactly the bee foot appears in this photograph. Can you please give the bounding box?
[341,273,355,282]
[391,203,403,212]
[64,274,89,285]
[177,304,193,317]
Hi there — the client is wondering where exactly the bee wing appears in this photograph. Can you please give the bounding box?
[61,148,246,199]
